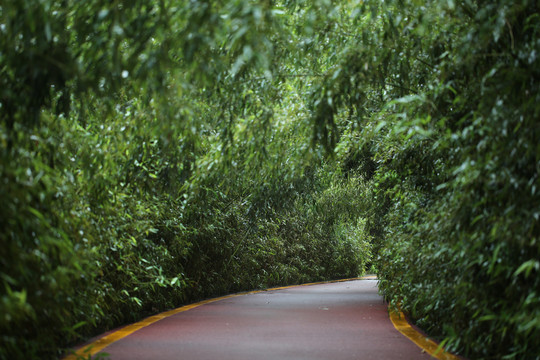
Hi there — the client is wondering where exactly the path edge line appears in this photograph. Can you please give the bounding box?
[389,306,462,360]
[63,275,375,359]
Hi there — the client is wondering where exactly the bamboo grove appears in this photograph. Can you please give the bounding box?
[1,1,539,359]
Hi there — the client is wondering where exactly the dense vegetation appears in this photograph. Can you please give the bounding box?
[1,1,538,359]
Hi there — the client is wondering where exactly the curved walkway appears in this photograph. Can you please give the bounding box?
[66,277,459,360]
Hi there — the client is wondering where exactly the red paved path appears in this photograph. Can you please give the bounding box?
[92,279,432,359]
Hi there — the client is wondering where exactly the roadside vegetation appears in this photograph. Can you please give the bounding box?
[1,1,538,359]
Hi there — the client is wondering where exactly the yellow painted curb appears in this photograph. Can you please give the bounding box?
[63,276,374,359]
[389,307,461,360]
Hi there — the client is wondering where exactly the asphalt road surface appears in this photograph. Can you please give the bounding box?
[89,279,433,359]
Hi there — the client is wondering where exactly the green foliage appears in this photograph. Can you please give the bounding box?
[303,0,540,358]
[3,0,539,359]
[1,1,372,358]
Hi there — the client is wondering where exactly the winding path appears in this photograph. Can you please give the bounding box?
[67,277,459,360]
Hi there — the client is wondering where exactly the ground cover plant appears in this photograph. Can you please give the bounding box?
[1,0,539,359]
